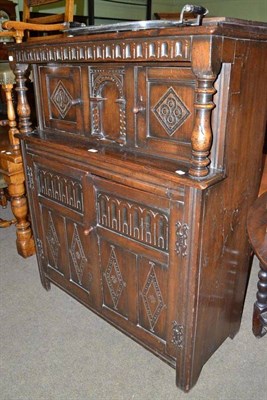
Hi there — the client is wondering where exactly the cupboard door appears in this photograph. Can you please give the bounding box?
[25,154,102,309]
[88,65,134,144]
[135,66,196,161]
[94,175,172,352]
[37,65,89,135]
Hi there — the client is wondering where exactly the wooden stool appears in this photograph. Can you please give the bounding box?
[247,191,267,337]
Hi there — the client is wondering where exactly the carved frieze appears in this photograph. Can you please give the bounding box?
[97,192,169,251]
[38,168,84,213]
[142,262,165,332]
[10,38,191,64]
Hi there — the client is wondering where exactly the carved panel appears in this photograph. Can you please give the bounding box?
[97,192,169,251]
[38,167,84,213]
[141,262,166,332]
[51,80,73,118]
[104,245,126,310]
[46,211,60,269]
[175,221,189,257]
[152,87,190,136]
[89,67,126,143]
[69,224,87,285]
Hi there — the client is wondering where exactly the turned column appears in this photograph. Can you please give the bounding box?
[189,36,221,178]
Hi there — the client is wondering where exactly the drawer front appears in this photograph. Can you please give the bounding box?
[37,65,88,135]
[136,67,196,161]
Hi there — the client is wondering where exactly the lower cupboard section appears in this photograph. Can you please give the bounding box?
[44,223,175,361]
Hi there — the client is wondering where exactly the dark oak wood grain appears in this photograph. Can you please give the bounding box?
[10,18,267,392]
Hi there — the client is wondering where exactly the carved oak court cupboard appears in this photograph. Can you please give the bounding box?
[8,15,267,392]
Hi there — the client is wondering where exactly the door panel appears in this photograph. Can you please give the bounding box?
[37,65,88,135]
[136,66,196,161]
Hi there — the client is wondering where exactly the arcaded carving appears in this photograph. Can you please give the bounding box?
[89,67,126,142]
[38,168,84,213]
[97,192,169,251]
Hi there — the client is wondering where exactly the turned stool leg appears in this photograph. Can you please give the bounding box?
[7,180,35,257]
[253,262,267,337]
[1,82,35,257]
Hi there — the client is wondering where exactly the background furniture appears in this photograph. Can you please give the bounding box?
[0,0,75,256]
[2,0,74,42]
[247,191,267,338]
[9,15,267,392]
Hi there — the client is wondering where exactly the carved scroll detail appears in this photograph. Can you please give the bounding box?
[171,321,184,348]
[26,165,34,190]
[176,221,189,257]
[36,238,44,259]
[97,192,169,251]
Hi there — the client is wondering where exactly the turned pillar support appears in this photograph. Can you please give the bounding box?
[13,63,32,136]
[189,36,222,178]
